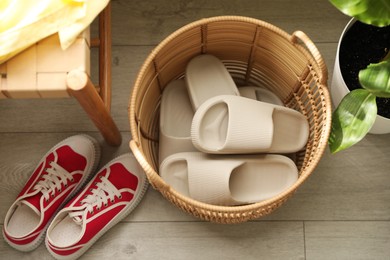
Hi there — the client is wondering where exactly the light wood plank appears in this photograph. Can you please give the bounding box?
[264,134,390,221]
[266,135,390,220]
[305,221,390,260]
[0,222,305,260]
[5,45,39,98]
[107,0,350,45]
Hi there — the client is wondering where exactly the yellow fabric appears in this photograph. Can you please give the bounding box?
[0,0,109,64]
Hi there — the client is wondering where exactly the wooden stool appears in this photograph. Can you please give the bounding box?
[0,3,121,146]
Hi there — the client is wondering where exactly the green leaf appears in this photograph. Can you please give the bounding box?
[329,89,377,153]
[330,0,390,27]
[359,60,390,97]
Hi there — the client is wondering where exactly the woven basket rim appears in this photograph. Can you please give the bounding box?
[129,15,332,216]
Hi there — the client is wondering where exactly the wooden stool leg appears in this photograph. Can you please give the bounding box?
[67,70,122,146]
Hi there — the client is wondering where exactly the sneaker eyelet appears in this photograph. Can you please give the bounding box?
[99,175,103,179]
[51,194,55,198]
[64,183,68,187]
[118,195,122,199]
[104,203,108,207]
[71,178,75,182]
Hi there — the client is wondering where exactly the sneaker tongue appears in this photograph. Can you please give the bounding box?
[20,194,41,217]
[68,207,87,225]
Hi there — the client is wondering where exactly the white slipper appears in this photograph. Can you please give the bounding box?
[239,86,284,106]
[160,152,298,206]
[159,79,197,164]
[191,95,309,154]
[185,54,240,110]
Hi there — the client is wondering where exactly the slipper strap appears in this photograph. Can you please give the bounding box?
[239,87,258,100]
[222,97,274,152]
[186,154,243,206]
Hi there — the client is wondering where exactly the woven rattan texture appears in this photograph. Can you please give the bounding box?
[129,16,332,224]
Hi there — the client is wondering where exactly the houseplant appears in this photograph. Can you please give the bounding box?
[329,0,390,153]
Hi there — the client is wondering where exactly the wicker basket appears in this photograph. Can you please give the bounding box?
[129,16,331,224]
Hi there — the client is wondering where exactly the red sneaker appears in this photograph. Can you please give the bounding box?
[45,153,148,259]
[2,135,101,252]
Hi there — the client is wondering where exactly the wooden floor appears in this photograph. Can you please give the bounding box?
[1,0,390,259]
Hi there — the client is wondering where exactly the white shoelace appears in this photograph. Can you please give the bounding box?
[69,175,122,225]
[33,161,74,202]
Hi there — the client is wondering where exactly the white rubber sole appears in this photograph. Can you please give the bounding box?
[2,134,101,252]
[45,154,149,260]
